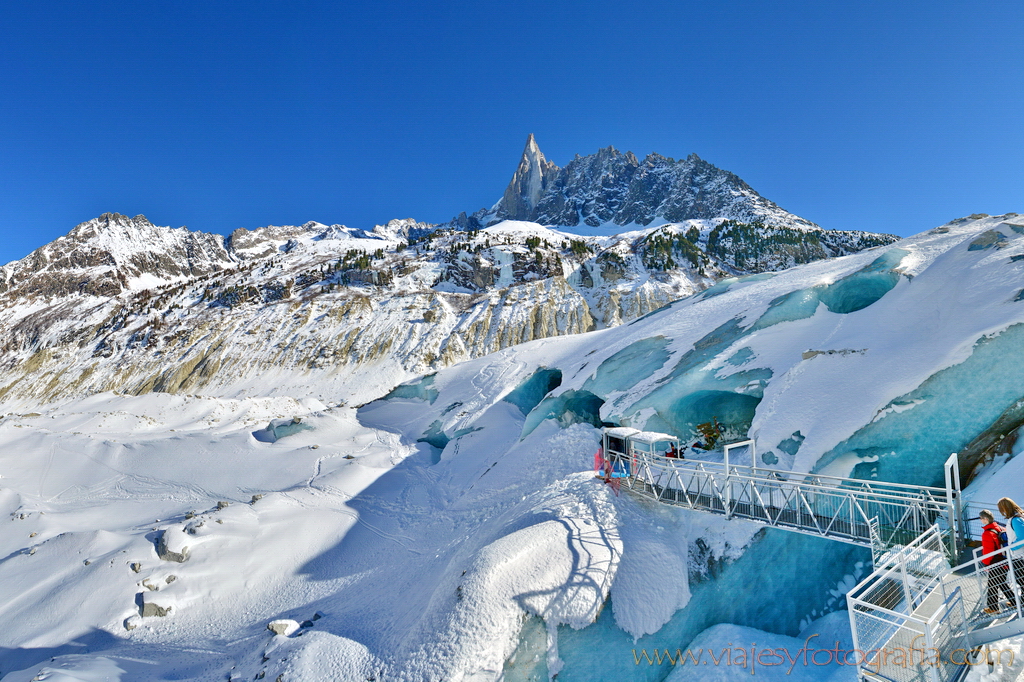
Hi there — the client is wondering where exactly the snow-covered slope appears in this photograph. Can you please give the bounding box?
[2,214,1023,681]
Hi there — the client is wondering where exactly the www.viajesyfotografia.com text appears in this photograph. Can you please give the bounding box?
[632,634,1013,674]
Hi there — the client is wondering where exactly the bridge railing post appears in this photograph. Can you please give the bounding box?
[722,440,756,520]
[923,624,943,682]
[1010,554,1023,620]
[944,452,963,558]
[899,554,915,609]
[724,442,732,519]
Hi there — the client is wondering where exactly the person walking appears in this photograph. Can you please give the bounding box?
[998,497,1024,604]
[980,509,1016,614]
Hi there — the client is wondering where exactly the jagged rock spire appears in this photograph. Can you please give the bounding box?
[495,134,560,222]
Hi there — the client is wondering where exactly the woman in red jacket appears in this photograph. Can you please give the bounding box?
[981,509,1017,614]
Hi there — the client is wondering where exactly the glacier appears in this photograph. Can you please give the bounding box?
[3,215,1024,681]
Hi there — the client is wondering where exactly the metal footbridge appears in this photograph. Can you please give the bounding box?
[600,430,1024,682]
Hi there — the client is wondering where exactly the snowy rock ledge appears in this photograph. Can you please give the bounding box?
[268,619,301,636]
[156,527,191,563]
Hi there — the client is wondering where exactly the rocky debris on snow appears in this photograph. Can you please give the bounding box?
[141,601,172,617]
[968,229,1009,250]
[156,528,191,563]
[801,348,867,360]
[268,619,300,636]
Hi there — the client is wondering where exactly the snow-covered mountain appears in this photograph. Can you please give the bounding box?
[2,215,1024,682]
[460,135,851,236]
[0,212,233,299]
[0,204,892,408]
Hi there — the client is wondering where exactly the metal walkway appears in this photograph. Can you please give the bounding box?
[614,440,1024,682]
[621,440,961,558]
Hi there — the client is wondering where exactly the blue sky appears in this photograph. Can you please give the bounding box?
[1,1,1021,265]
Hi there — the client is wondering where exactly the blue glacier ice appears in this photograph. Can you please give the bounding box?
[697,276,740,300]
[816,249,906,314]
[725,347,755,366]
[582,337,672,397]
[543,529,869,682]
[750,289,822,331]
[383,373,439,403]
[777,431,805,456]
[521,390,606,438]
[418,419,450,456]
[501,250,948,681]
[504,367,563,416]
[750,249,908,332]
[612,319,772,441]
[252,417,314,442]
[815,321,1024,485]
[517,338,673,438]
[542,311,1024,680]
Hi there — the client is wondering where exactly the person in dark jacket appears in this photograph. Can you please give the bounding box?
[980,509,1017,614]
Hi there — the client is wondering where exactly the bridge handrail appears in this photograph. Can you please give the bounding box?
[847,525,952,630]
[946,545,1024,646]
[630,450,949,493]
[631,453,953,507]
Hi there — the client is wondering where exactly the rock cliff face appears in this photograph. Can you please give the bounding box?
[0,141,898,406]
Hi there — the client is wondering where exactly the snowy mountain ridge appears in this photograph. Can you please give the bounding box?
[460,135,837,235]
[0,205,892,408]
[0,140,897,410]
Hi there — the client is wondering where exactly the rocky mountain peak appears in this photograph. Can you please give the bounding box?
[67,213,156,240]
[466,138,823,231]
[494,134,561,222]
[2,213,233,300]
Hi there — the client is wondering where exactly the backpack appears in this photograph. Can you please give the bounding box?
[984,525,1007,563]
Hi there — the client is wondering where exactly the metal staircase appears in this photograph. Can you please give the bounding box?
[847,527,1024,682]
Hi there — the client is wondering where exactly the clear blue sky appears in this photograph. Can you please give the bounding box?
[2,1,1021,265]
